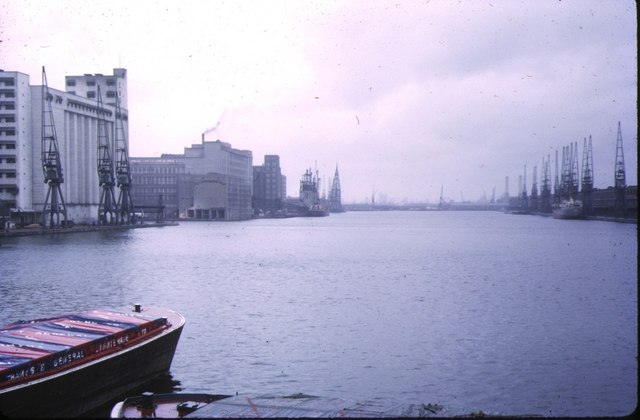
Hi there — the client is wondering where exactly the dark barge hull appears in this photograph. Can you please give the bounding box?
[0,307,184,418]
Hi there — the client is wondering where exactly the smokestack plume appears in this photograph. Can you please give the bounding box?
[202,111,226,142]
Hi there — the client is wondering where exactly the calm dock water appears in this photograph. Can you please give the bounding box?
[1,211,637,417]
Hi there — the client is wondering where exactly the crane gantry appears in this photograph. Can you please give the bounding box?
[581,135,594,215]
[41,66,68,228]
[114,92,134,224]
[96,86,117,224]
[614,121,626,217]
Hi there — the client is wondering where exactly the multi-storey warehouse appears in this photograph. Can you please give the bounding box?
[129,157,184,221]
[65,69,128,109]
[162,138,254,221]
[2,66,255,226]
[253,155,286,215]
[0,68,128,225]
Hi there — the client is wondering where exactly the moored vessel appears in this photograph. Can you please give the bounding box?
[552,198,585,219]
[299,168,329,217]
[0,305,185,418]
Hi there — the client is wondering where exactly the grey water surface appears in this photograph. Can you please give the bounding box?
[1,211,636,417]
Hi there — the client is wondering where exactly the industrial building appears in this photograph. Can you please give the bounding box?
[129,156,185,221]
[2,66,257,227]
[131,138,254,221]
[65,69,128,109]
[1,68,128,226]
[166,138,253,221]
[252,155,287,215]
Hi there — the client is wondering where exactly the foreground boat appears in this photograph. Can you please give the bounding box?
[0,305,185,418]
[552,199,585,219]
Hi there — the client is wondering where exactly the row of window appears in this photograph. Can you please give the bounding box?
[0,144,16,149]
[66,78,116,87]
[133,177,178,185]
[0,158,16,163]
[0,78,16,86]
[0,129,15,136]
[0,103,15,110]
[0,91,15,98]
[0,115,16,123]
[135,189,177,195]
[84,90,116,99]
[0,172,16,178]
[131,166,182,174]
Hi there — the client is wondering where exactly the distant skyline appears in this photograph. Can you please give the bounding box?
[1,0,636,203]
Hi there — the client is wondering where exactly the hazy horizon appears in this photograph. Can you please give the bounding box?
[2,0,636,203]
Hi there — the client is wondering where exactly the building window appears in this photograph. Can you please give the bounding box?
[66,79,76,86]
[106,78,116,86]
[87,91,96,99]
[87,80,96,86]
[106,91,116,98]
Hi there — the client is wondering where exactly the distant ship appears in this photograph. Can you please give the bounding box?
[299,168,329,217]
[552,198,585,219]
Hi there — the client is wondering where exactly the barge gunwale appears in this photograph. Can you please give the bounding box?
[0,306,185,418]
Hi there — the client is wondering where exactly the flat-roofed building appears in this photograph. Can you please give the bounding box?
[131,138,254,221]
[162,138,253,221]
[0,71,30,225]
[129,157,184,220]
[1,68,129,225]
[252,154,286,215]
[65,69,128,109]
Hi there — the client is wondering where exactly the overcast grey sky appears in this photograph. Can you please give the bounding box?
[1,0,637,203]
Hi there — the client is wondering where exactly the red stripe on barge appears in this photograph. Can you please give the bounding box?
[0,305,185,418]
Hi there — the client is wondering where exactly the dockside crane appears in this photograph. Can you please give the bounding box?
[560,146,569,198]
[540,154,552,213]
[40,66,68,228]
[438,185,447,209]
[553,150,561,206]
[581,136,594,215]
[114,93,134,224]
[328,164,344,212]
[521,164,528,210]
[569,141,580,199]
[613,121,626,217]
[503,176,509,203]
[559,142,579,200]
[530,165,539,212]
[96,86,117,224]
